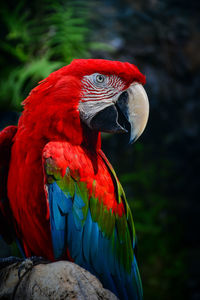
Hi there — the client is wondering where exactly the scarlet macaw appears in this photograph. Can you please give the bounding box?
[0,59,149,300]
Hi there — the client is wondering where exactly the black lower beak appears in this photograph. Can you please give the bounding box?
[115,91,132,134]
[90,91,130,134]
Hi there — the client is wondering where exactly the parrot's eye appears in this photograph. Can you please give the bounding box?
[95,74,106,84]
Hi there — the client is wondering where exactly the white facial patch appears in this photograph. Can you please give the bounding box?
[79,73,125,127]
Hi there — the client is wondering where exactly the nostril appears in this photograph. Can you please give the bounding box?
[115,91,130,134]
[116,91,129,118]
[117,91,128,105]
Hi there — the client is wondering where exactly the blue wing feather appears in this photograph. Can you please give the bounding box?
[82,211,93,263]
[48,182,72,258]
[47,180,142,300]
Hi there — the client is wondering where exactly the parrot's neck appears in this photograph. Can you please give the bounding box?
[18,106,102,153]
[81,123,101,151]
[16,120,102,161]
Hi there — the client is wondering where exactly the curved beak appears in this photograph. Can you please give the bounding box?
[116,83,149,143]
[90,83,149,143]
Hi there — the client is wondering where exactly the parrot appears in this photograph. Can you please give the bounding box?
[0,59,149,300]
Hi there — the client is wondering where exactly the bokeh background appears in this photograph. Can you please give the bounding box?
[0,0,200,299]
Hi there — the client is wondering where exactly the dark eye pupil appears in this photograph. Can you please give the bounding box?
[97,75,104,82]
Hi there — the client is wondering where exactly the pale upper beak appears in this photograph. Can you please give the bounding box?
[116,83,149,143]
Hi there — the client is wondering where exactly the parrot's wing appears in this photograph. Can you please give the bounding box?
[0,126,17,243]
[43,141,143,300]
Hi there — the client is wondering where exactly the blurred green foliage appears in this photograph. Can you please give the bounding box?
[102,131,188,300]
[0,0,105,110]
[119,143,186,299]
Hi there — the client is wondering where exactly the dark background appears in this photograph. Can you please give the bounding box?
[0,1,200,299]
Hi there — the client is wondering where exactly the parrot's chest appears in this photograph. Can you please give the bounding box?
[44,141,124,214]
[78,152,116,208]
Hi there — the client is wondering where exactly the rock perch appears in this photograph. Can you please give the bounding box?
[0,260,118,300]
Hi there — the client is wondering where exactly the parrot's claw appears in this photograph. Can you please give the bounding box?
[18,256,49,279]
[0,256,49,279]
[0,256,23,269]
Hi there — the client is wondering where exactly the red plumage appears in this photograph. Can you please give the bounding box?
[1,59,145,260]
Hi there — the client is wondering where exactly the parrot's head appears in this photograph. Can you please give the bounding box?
[22,59,149,146]
[77,59,149,144]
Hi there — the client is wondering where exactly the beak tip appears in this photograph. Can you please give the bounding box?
[129,134,138,144]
